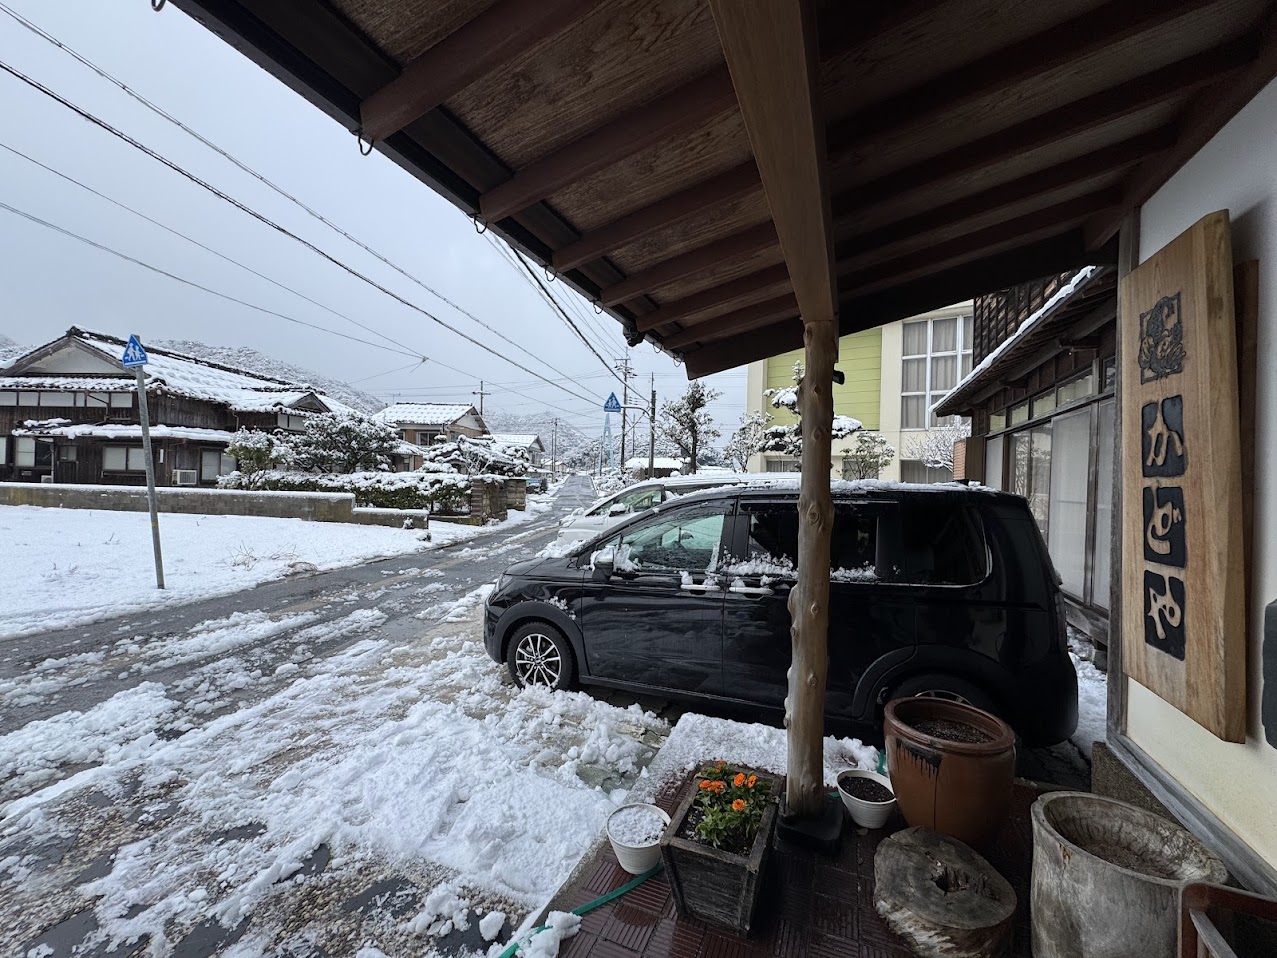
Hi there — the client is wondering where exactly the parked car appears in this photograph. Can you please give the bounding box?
[555,472,796,546]
[486,483,1078,746]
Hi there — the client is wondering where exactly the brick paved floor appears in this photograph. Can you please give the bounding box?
[551,781,1047,958]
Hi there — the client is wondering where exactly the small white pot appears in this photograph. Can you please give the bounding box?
[606,803,670,874]
[836,769,897,829]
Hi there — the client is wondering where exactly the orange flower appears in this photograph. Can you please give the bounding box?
[716,760,725,771]
[733,773,746,787]
[731,799,747,812]
[747,774,757,788]
[711,780,726,794]
[698,779,711,790]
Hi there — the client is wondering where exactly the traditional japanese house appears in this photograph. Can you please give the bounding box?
[373,402,488,469]
[0,327,353,486]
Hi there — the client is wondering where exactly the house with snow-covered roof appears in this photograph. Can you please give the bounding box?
[373,402,488,450]
[0,327,354,486]
[488,433,544,466]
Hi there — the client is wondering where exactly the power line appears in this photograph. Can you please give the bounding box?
[0,2,602,396]
[0,57,605,409]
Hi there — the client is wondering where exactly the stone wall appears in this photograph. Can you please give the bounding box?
[505,477,527,511]
[469,477,507,522]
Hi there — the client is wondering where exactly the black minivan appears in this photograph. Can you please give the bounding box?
[484,483,1078,745]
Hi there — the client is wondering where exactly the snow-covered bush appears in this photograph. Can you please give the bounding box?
[593,469,634,497]
[226,428,293,475]
[289,412,400,474]
[840,432,896,480]
[761,361,862,456]
[421,435,526,477]
[218,470,470,512]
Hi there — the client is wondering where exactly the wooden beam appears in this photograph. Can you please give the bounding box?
[635,263,791,333]
[1084,11,1277,248]
[661,293,798,350]
[683,316,804,378]
[836,128,1174,258]
[358,0,599,143]
[479,66,737,224]
[831,35,1258,217]
[709,0,835,821]
[841,188,1123,294]
[597,223,778,307]
[826,0,1204,153]
[552,163,760,272]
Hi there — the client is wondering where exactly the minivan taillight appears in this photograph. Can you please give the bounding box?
[1054,591,1069,652]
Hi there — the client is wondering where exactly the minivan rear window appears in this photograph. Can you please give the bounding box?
[734,499,987,586]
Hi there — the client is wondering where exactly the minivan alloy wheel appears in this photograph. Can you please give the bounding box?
[514,632,562,686]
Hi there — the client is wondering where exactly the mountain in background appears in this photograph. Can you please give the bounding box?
[156,340,385,413]
[482,410,597,466]
[0,333,25,366]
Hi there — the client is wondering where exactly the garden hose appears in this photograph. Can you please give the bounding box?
[497,861,664,958]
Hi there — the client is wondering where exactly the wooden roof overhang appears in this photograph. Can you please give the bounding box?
[170,0,1277,378]
[933,266,1119,417]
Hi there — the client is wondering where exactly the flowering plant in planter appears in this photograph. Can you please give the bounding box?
[687,761,773,854]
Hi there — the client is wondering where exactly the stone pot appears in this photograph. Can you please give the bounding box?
[884,698,1016,850]
[1030,791,1227,958]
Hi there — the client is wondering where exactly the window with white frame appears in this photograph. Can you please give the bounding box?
[0,389,131,408]
[276,412,308,431]
[0,437,7,466]
[200,449,237,481]
[103,446,148,471]
[901,315,974,429]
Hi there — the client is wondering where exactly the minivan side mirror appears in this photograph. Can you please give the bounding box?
[608,502,628,516]
[592,556,614,580]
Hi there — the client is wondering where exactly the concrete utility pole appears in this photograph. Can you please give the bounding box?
[551,418,558,476]
[472,381,489,415]
[616,356,634,469]
[648,373,656,480]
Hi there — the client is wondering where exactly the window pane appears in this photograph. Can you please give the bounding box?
[1028,425,1052,535]
[1048,408,1091,597]
[900,460,953,484]
[0,438,5,465]
[42,392,74,406]
[58,445,77,461]
[963,315,973,348]
[201,449,220,480]
[87,392,109,408]
[902,357,926,392]
[1092,399,1115,609]
[127,447,148,470]
[741,506,799,570]
[109,393,133,408]
[931,355,957,391]
[221,454,237,475]
[989,410,1006,432]
[0,392,14,406]
[764,457,800,473]
[1031,390,1056,418]
[1010,401,1029,425]
[830,505,880,577]
[901,395,925,429]
[19,391,39,406]
[900,502,986,584]
[961,352,973,378]
[902,321,927,355]
[1057,371,1094,405]
[617,507,727,571]
[984,435,1004,490]
[1010,432,1030,499]
[1102,356,1116,392]
[103,447,126,470]
[16,437,35,467]
[932,317,957,352]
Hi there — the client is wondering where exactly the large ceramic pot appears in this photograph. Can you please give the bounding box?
[884,698,1016,850]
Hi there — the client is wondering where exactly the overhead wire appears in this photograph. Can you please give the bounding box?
[0,57,605,408]
[0,1,599,394]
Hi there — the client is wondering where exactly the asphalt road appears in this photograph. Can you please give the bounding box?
[0,475,599,739]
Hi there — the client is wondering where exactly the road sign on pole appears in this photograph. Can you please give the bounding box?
[603,392,622,413]
[121,334,165,589]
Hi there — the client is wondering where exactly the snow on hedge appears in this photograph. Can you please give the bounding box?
[219,470,472,511]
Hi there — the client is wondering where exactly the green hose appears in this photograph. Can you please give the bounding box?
[498,861,664,958]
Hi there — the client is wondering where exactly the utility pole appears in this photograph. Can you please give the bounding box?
[616,357,634,470]
[648,372,656,480]
[472,381,489,416]
[120,333,164,590]
[551,418,558,477]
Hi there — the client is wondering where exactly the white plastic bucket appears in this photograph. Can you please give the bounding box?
[836,769,897,829]
[606,803,670,874]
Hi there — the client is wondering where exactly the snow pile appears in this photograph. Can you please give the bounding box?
[607,806,664,846]
[1071,650,1107,759]
[509,911,582,958]
[401,881,472,937]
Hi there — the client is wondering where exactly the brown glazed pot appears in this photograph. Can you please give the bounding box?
[883,698,1016,851]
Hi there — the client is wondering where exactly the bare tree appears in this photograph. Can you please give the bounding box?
[657,381,721,474]
[903,419,972,473]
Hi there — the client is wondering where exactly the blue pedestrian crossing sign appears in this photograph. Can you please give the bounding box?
[603,392,622,413]
[120,335,149,368]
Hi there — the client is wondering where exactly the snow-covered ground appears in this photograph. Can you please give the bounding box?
[1071,650,1107,760]
[0,504,538,641]
[1,584,667,957]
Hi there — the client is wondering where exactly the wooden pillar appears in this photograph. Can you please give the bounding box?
[708,0,837,819]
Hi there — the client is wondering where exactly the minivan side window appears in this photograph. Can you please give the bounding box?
[898,501,988,585]
[729,502,885,581]
[599,504,730,572]
[588,486,661,517]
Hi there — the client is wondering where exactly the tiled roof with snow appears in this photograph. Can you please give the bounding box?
[373,403,476,427]
[14,328,357,416]
[490,433,541,447]
[15,421,236,442]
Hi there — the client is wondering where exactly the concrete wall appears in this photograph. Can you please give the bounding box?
[1126,76,1277,866]
[0,481,427,528]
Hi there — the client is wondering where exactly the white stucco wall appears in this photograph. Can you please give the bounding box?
[1127,76,1277,865]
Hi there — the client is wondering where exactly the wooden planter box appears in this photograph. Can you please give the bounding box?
[658,769,780,936]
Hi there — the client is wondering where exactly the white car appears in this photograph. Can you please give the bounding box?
[555,472,797,545]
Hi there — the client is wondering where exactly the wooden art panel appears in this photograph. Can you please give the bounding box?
[1120,210,1246,742]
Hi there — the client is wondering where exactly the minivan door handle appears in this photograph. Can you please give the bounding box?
[730,585,774,596]
[680,582,716,593]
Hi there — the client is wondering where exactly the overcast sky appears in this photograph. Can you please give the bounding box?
[0,0,748,441]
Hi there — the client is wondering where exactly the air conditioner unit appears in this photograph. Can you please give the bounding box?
[173,469,198,486]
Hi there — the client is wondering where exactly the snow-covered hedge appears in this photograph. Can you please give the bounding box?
[218,470,470,512]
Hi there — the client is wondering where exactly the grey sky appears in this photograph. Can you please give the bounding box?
[0,0,748,441]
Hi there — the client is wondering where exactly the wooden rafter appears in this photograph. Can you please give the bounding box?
[831,34,1258,211]
[826,0,1205,153]
[661,293,798,350]
[1084,9,1277,247]
[597,223,778,307]
[479,66,737,224]
[358,0,600,144]
[551,163,760,273]
[709,0,835,822]
[634,263,792,333]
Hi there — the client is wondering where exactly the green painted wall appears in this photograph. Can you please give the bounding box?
[763,327,881,430]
